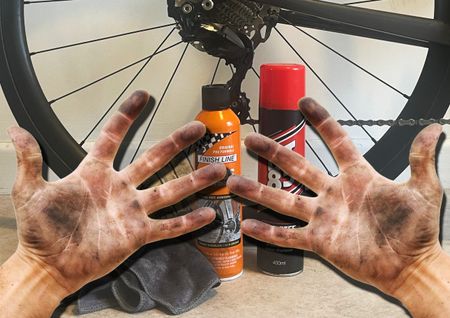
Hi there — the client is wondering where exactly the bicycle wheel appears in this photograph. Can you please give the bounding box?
[1,0,449,181]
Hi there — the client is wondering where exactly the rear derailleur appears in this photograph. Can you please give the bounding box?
[167,0,279,125]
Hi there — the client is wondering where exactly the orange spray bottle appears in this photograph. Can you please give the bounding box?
[194,84,243,281]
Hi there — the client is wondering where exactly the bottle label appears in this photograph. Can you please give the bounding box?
[196,195,241,247]
[198,154,238,164]
[195,130,240,195]
[196,131,237,155]
[259,120,306,195]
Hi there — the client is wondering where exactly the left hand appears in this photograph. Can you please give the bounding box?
[227,98,444,297]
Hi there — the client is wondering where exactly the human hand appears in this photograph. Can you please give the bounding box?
[7,91,226,296]
[227,98,444,297]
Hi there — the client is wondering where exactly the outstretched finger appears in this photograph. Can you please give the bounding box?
[299,98,362,168]
[242,219,312,251]
[121,121,207,187]
[227,175,315,222]
[90,90,151,163]
[8,127,44,185]
[244,133,330,193]
[139,163,227,214]
[409,123,443,184]
[146,208,216,242]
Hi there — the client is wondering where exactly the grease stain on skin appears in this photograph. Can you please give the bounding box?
[178,122,206,143]
[39,210,81,246]
[299,98,329,126]
[315,207,326,217]
[118,91,150,119]
[413,222,436,246]
[380,204,411,234]
[245,134,274,156]
[170,220,183,230]
[159,223,170,232]
[23,224,43,246]
[130,200,141,210]
[227,175,258,196]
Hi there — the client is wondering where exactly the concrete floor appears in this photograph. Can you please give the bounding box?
[1,195,449,318]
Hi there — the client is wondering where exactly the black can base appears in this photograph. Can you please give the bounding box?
[257,244,304,276]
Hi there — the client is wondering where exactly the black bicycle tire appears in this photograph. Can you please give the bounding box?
[0,0,85,177]
[0,0,449,180]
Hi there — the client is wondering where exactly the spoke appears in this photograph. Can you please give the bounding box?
[275,27,377,143]
[281,16,409,99]
[245,67,258,133]
[168,162,180,178]
[343,0,384,5]
[229,64,235,75]
[130,43,190,163]
[25,0,74,3]
[30,23,176,56]
[50,41,182,105]
[271,0,450,47]
[182,145,195,171]
[211,58,222,85]
[306,140,333,176]
[80,28,176,145]
[251,66,260,79]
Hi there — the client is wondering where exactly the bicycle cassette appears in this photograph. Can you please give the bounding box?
[168,0,279,50]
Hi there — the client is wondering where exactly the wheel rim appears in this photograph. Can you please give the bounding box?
[1,0,450,180]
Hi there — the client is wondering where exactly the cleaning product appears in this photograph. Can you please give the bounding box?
[257,64,306,276]
[194,84,243,281]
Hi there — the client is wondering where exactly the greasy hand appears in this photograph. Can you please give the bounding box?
[8,91,226,295]
[228,98,444,296]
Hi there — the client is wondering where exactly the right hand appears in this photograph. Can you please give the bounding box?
[8,90,226,296]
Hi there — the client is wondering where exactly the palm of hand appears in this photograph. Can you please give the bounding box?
[13,162,147,289]
[309,162,441,293]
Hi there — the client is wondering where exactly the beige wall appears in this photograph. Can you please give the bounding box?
[1,0,450,194]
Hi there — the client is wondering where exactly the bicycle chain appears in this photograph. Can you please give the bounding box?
[337,118,450,127]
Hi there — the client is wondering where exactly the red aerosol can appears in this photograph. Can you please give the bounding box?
[257,64,306,276]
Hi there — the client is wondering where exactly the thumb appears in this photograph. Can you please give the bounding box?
[8,127,44,184]
[409,124,443,184]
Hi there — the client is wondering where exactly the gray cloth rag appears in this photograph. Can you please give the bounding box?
[75,240,220,315]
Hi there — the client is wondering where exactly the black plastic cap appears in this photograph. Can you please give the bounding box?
[202,84,230,110]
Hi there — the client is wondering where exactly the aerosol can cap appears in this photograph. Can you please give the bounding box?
[260,64,306,111]
[202,84,231,111]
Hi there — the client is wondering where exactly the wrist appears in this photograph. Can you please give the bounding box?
[0,250,69,317]
[392,246,450,317]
